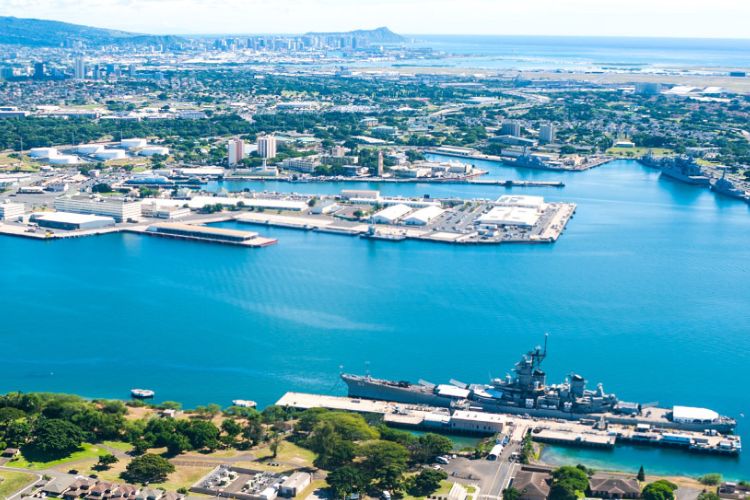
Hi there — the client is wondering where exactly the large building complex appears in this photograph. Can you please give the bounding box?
[53,195,142,222]
[0,201,25,221]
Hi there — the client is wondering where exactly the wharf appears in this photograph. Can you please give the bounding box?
[276,392,741,456]
[128,223,277,247]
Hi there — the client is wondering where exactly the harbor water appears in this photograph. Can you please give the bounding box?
[1,159,749,478]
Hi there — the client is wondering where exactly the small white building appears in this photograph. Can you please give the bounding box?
[0,201,25,221]
[371,204,412,224]
[450,410,505,434]
[279,472,312,498]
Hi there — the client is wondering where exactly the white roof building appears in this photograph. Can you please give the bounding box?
[495,195,546,210]
[371,203,412,224]
[403,205,445,225]
[479,206,541,227]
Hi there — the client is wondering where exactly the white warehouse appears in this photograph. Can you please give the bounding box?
[371,203,412,224]
[403,205,445,225]
[478,206,541,227]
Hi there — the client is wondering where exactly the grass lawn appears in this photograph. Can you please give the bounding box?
[606,146,673,157]
[295,479,327,500]
[402,480,454,500]
[6,443,107,471]
[251,441,316,466]
[150,465,214,492]
[102,441,134,453]
[0,470,36,498]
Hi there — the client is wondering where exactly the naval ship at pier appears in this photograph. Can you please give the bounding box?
[341,337,736,433]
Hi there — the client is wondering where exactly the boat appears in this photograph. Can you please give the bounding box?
[641,154,710,185]
[341,337,736,433]
[360,225,406,241]
[231,399,257,408]
[130,388,155,399]
[711,169,750,202]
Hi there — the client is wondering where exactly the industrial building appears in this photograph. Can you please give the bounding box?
[30,212,116,230]
[0,201,25,221]
[54,195,142,222]
[371,204,412,224]
[29,147,59,159]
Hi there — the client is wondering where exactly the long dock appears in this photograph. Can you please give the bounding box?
[276,392,741,456]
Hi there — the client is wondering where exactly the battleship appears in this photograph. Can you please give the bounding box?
[711,168,750,202]
[640,153,710,185]
[341,338,736,432]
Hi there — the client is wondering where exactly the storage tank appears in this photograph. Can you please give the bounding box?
[95,149,128,160]
[29,147,59,159]
[48,154,81,165]
[139,146,170,157]
[77,144,105,154]
[120,138,147,150]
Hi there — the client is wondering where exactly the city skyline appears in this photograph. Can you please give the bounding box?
[1,0,750,39]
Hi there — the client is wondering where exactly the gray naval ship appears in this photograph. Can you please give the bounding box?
[342,338,736,432]
[640,153,710,185]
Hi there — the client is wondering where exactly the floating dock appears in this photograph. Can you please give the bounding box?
[140,222,277,247]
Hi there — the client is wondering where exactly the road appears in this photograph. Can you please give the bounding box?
[442,437,521,500]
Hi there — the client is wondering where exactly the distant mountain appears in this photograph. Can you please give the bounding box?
[304,27,405,44]
[0,16,183,48]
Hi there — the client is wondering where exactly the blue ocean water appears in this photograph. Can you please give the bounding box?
[355,35,750,71]
[1,159,749,477]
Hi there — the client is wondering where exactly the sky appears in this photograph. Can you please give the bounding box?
[1,0,750,39]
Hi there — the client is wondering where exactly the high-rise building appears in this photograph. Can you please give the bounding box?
[257,135,277,159]
[539,124,556,144]
[74,58,86,80]
[33,62,47,80]
[227,138,246,166]
[377,150,384,177]
[501,120,522,137]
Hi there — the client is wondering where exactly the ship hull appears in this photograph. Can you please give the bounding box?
[660,170,710,186]
[343,376,735,433]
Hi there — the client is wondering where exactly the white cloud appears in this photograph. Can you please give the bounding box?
[1,0,749,38]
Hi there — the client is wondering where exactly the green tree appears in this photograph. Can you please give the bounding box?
[185,420,220,451]
[96,454,119,470]
[698,493,720,500]
[549,466,590,500]
[358,440,409,489]
[221,419,242,438]
[637,465,646,482]
[124,454,175,484]
[407,468,447,497]
[326,465,368,499]
[503,487,522,500]
[411,433,453,464]
[30,419,85,457]
[699,474,723,486]
[642,480,678,500]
